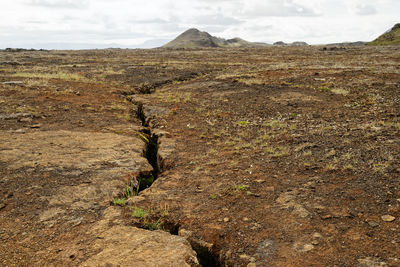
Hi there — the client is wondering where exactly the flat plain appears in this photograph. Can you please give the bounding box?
[0,46,399,266]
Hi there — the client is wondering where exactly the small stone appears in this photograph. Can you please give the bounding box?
[311,240,319,245]
[223,217,230,222]
[250,223,261,230]
[19,117,32,123]
[303,244,314,252]
[2,81,23,85]
[225,250,232,258]
[302,244,315,252]
[357,257,387,267]
[381,215,396,222]
[294,242,314,252]
[14,129,26,133]
[313,232,322,239]
[321,214,332,220]
[30,124,41,128]
[255,179,265,184]
[367,221,380,227]
[239,254,251,260]
[243,217,250,222]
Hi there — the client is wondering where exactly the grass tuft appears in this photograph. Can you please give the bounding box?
[111,198,127,206]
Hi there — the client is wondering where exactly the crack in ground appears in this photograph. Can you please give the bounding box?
[121,72,200,95]
[120,91,222,267]
[137,128,159,191]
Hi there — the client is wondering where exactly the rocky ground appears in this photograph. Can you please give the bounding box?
[0,46,399,266]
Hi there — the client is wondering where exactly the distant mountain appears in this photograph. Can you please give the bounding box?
[370,23,400,45]
[326,41,367,46]
[273,41,309,46]
[273,41,287,46]
[162,28,269,49]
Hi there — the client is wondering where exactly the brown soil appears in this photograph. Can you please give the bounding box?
[0,46,399,266]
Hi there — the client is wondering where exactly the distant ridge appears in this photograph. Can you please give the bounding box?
[326,41,367,46]
[162,28,269,49]
[273,41,308,46]
[370,23,400,45]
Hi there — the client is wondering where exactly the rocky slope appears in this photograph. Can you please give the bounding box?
[163,28,268,49]
[273,41,309,46]
[370,23,400,45]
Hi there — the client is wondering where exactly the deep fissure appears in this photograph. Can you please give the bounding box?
[136,103,147,127]
[138,129,159,191]
[120,71,201,95]
[134,100,160,192]
[191,244,221,267]
[123,94,222,267]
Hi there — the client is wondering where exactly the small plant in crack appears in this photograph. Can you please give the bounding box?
[110,181,136,206]
[132,207,147,219]
[124,183,135,198]
[137,132,150,143]
[131,205,170,231]
[137,174,155,192]
[144,220,162,231]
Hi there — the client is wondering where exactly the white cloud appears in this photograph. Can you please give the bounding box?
[344,0,378,16]
[354,4,377,15]
[192,14,242,26]
[0,0,399,48]
[26,0,89,8]
[240,0,320,18]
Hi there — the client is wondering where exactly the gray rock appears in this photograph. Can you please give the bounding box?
[1,129,197,266]
[367,221,380,227]
[357,257,387,267]
[81,226,199,267]
[19,117,32,123]
[0,113,32,120]
[0,61,22,65]
[2,81,24,86]
[254,239,275,264]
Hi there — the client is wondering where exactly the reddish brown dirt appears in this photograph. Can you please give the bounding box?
[1,46,399,266]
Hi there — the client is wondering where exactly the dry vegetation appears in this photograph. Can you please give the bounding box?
[0,45,399,266]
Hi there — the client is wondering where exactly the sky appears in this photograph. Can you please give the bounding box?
[1,0,399,49]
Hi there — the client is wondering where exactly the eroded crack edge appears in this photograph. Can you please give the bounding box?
[122,93,221,267]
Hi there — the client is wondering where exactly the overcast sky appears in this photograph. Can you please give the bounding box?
[1,0,399,49]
